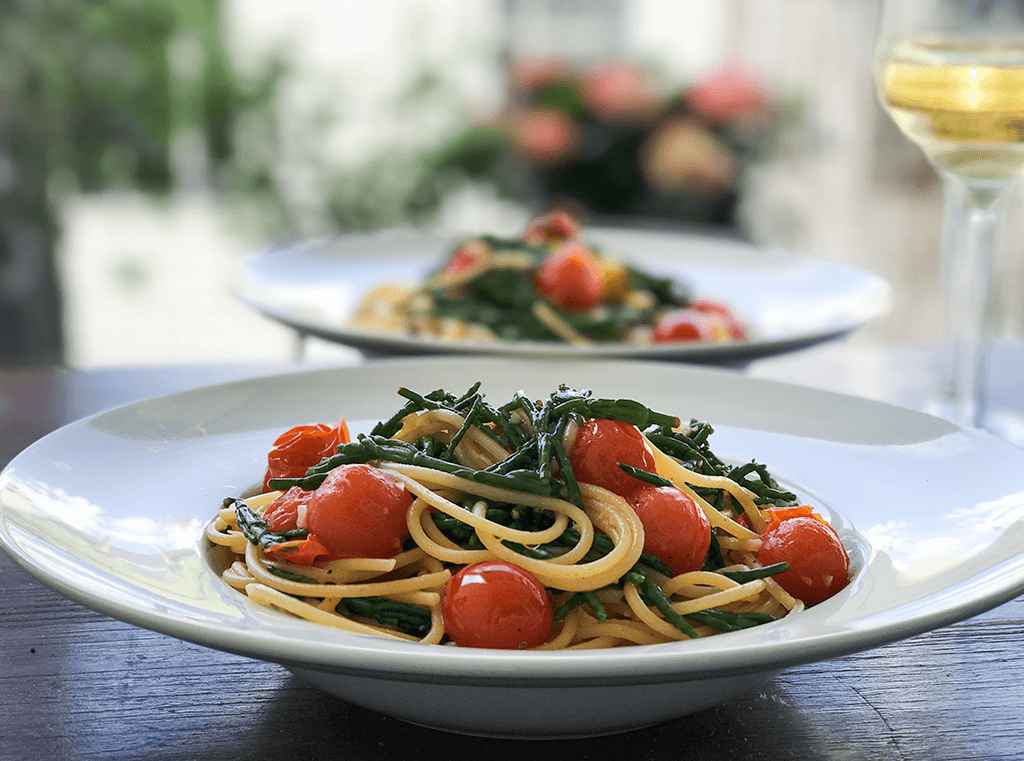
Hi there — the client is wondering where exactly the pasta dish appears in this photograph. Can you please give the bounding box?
[351,211,748,347]
[207,382,850,650]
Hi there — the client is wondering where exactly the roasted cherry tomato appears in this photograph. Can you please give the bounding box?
[263,534,332,565]
[568,418,656,498]
[653,305,746,343]
[441,240,489,279]
[534,241,604,310]
[263,421,350,491]
[691,299,747,340]
[652,309,722,343]
[523,210,580,246]
[689,298,734,318]
[263,485,309,532]
[756,516,850,606]
[442,560,553,649]
[765,505,818,523]
[630,486,711,575]
[305,464,413,559]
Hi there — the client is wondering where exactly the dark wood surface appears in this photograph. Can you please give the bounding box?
[3,348,1024,761]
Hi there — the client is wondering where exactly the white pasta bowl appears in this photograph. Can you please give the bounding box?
[3,358,1024,739]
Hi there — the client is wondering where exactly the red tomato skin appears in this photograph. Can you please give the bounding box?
[534,242,604,310]
[692,301,749,340]
[523,210,581,246]
[757,516,850,606]
[568,418,656,498]
[305,464,413,559]
[442,561,553,649]
[263,534,332,565]
[652,309,715,343]
[690,299,748,340]
[263,486,310,532]
[630,487,711,575]
[689,298,733,317]
[441,240,488,278]
[263,422,348,491]
[653,307,746,343]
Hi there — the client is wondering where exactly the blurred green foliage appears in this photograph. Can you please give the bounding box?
[0,0,288,364]
[0,0,285,199]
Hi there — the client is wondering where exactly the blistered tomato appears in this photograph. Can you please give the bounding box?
[690,299,747,340]
[757,516,850,606]
[652,309,722,343]
[630,486,711,575]
[534,242,604,310]
[305,464,413,559]
[523,210,581,246]
[264,421,349,491]
[442,560,553,649]
[568,418,656,497]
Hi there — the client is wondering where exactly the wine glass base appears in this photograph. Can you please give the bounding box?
[923,396,1024,448]
[978,408,1024,449]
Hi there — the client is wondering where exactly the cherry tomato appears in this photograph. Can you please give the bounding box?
[689,298,734,318]
[653,306,745,343]
[691,299,748,340]
[534,241,604,310]
[765,505,817,523]
[756,516,850,606]
[263,421,350,491]
[263,534,332,565]
[442,560,553,649]
[523,210,580,246]
[568,418,656,497]
[441,240,488,279]
[652,309,721,343]
[263,485,309,532]
[630,486,711,575]
[305,464,413,559]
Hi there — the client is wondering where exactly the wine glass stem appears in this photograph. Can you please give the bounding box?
[930,175,1005,428]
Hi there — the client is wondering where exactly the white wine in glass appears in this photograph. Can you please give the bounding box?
[874,1,1024,438]
[882,37,1024,180]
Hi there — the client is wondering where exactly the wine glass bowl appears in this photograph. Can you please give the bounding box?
[873,0,1024,439]
[878,36,1024,184]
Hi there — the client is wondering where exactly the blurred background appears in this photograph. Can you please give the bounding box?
[3,0,1024,369]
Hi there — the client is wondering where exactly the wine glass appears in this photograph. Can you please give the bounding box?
[873,0,1024,440]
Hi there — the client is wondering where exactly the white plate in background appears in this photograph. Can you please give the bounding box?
[233,228,892,362]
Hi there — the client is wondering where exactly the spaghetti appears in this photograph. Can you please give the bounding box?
[207,382,850,649]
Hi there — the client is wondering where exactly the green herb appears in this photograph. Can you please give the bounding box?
[616,463,673,488]
[553,590,607,622]
[685,609,778,632]
[336,597,433,637]
[265,566,317,584]
[623,569,699,639]
[722,562,790,583]
[234,501,308,548]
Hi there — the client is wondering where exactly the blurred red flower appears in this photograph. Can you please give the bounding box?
[688,61,774,124]
[580,61,661,124]
[506,107,581,166]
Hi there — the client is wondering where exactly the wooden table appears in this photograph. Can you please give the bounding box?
[3,345,1024,760]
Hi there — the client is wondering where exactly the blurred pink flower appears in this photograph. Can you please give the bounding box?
[639,118,735,196]
[507,107,581,166]
[509,58,569,95]
[581,61,661,124]
[688,61,773,123]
